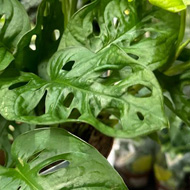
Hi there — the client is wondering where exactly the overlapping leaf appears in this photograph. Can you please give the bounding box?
[0,128,127,190]
[149,0,190,12]
[0,46,167,138]
[15,0,64,73]
[59,0,180,70]
[167,70,190,126]
[0,116,35,167]
[0,0,30,72]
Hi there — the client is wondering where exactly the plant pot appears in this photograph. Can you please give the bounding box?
[115,165,150,189]
[61,123,114,158]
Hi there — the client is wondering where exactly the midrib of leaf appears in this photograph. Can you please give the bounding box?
[52,79,125,103]
[15,166,42,190]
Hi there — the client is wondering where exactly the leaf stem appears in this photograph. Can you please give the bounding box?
[175,10,187,58]
[62,0,78,29]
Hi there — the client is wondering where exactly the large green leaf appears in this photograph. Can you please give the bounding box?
[149,0,190,12]
[0,128,127,190]
[0,46,167,138]
[59,0,180,70]
[0,0,30,72]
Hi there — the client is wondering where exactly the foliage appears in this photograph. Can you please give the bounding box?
[0,0,190,189]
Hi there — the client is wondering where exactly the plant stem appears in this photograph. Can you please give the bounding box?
[175,10,187,58]
[62,0,78,29]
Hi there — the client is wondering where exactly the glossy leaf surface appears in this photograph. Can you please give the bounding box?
[0,46,167,138]
[59,0,180,70]
[0,128,127,190]
[149,0,190,12]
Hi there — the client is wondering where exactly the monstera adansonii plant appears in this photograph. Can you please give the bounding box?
[0,0,189,189]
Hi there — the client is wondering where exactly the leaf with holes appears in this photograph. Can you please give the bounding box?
[149,0,190,12]
[15,0,65,73]
[0,128,127,190]
[59,0,180,70]
[0,46,167,138]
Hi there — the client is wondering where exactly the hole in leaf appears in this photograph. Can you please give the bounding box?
[17,187,21,190]
[137,112,144,121]
[92,18,100,36]
[62,61,75,71]
[9,82,28,90]
[27,150,44,163]
[124,9,130,16]
[41,25,44,30]
[8,133,14,142]
[130,36,143,46]
[113,17,119,28]
[35,90,47,116]
[53,29,60,41]
[43,1,50,17]
[0,14,5,29]
[15,121,22,125]
[29,34,37,51]
[39,160,69,175]
[8,125,15,132]
[144,31,150,38]
[0,150,5,166]
[127,84,152,97]
[183,85,190,99]
[97,108,120,127]
[68,108,81,119]
[100,70,112,79]
[144,31,158,39]
[127,53,139,60]
[63,93,74,108]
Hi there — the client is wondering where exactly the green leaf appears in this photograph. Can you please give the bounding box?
[15,0,64,73]
[168,71,190,125]
[0,46,14,72]
[158,70,190,127]
[59,0,180,70]
[149,0,190,13]
[0,46,167,138]
[0,116,35,167]
[0,128,127,190]
[0,0,30,52]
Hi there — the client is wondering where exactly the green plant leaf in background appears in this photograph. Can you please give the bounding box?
[15,0,64,74]
[0,46,167,138]
[0,128,127,190]
[149,0,190,13]
[0,0,30,72]
[59,0,180,70]
[167,70,190,126]
[0,116,35,167]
